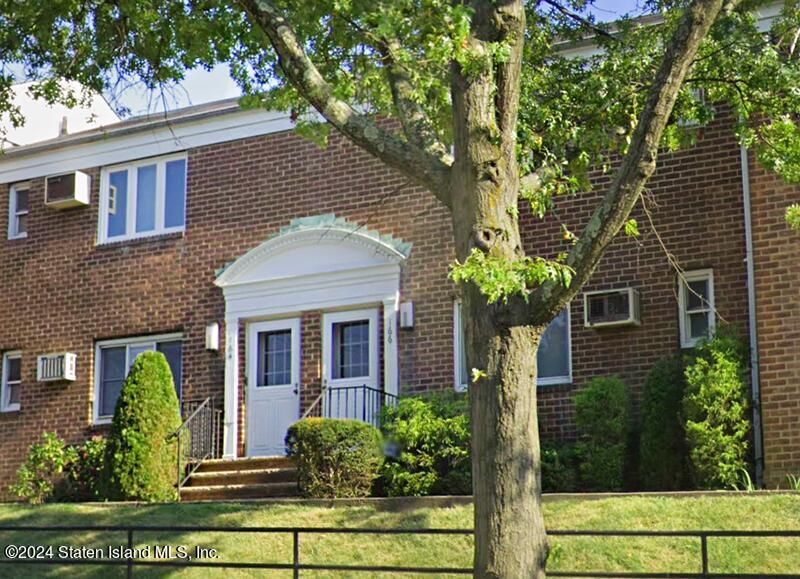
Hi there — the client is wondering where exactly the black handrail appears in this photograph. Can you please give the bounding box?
[323,384,399,428]
[0,525,798,578]
[170,397,223,490]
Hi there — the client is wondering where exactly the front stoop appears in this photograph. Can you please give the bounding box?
[180,457,299,501]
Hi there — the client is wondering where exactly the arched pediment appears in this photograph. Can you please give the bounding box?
[215,214,411,288]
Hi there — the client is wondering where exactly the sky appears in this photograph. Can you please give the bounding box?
[113,0,647,117]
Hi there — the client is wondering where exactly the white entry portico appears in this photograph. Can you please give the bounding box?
[214,215,410,459]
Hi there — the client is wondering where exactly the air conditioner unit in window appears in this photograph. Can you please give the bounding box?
[45,171,90,209]
[36,353,77,382]
[583,288,641,328]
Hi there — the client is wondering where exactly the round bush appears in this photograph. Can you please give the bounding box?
[639,357,689,490]
[102,351,182,502]
[379,394,471,497]
[683,331,750,489]
[574,376,630,491]
[286,418,383,498]
[541,442,578,493]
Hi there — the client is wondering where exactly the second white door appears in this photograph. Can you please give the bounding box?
[322,308,380,422]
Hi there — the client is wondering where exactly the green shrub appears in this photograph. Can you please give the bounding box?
[286,418,383,498]
[574,377,630,491]
[10,434,107,503]
[10,433,76,504]
[69,437,107,502]
[541,442,578,493]
[379,394,471,496]
[639,357,689,490]
[683,331,750,489]
[102,351,182,502]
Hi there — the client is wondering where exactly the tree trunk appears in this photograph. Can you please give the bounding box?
[448,0,547,570]
[466,293,548,577]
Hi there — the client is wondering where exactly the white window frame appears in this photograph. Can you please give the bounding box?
[93,333,182,424]
[1,351,22,412]
[8,182,30,240]
[537,307,573,387]
[453,300,468,392]
[678,269,716,349]
[454,301,573,389]
[97,153,187,244]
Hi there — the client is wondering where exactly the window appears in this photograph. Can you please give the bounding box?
[8,183,29,239]
[454,302,572,390]
[98,154,187,243]
[1,352,21,412]
[257,329,292,386]
[94,334,182,422]
[332,320,370,379]
[537,308,572,385]
[678,269,715,348]
[453,301,469,392]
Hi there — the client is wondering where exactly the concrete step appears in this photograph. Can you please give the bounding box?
[195,456,295,473]
[186,467,297,487]
[180,481,299,501]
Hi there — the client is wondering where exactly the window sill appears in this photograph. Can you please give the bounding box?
[537,377,572,388]
[95,230,185,249]
[0,406,20,413]
[6,234,27,241]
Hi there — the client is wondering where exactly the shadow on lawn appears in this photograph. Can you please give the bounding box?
[0,502,443,578]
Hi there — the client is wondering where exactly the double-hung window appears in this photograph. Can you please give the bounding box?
[1,352,21,412]
[454,301,571,391]
[8,183,29,239]
[536,308,572,385]
[98,154,187,243]
[678,269,715,348]
[94,334,183,423]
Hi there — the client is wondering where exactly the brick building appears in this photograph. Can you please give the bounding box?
[0,95,797,496]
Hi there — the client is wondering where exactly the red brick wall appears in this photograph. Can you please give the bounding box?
[525,115,751,441]
[0,128,456,494]
[748,154,800,486]
[2,106,791,496]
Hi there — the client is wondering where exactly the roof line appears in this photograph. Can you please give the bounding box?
[0,96,269,159]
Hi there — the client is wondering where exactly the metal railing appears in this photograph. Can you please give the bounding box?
[171,397,223,489]
[0,525,798,578]
[301,384,399,429]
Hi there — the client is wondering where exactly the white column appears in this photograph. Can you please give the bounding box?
[223,316,240,459]
[383,293,400,397]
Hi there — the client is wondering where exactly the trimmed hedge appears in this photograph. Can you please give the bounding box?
[379,394,471,497]
[683,330,750,489]
[574,377,630,491]
[639,357,689,490]
[102,351,182,502]
[286,418,383,498]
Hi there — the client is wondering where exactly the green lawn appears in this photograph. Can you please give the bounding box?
[0,494,798,577]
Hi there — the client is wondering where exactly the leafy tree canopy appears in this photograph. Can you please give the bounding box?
[0,0,797,289]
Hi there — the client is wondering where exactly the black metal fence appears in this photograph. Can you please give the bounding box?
[0,525,798,578]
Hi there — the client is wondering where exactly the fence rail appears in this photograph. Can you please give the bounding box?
[0,525,798,578]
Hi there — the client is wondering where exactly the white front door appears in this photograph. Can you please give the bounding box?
[322,308,380,423]
[246,318,300,457]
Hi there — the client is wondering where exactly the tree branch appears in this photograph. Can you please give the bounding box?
[238,0,453,207]
[528,0,743,322]
[540,0,616,40]
[379,37,452,164]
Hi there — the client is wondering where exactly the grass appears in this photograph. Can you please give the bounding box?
[0,494,798,577]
